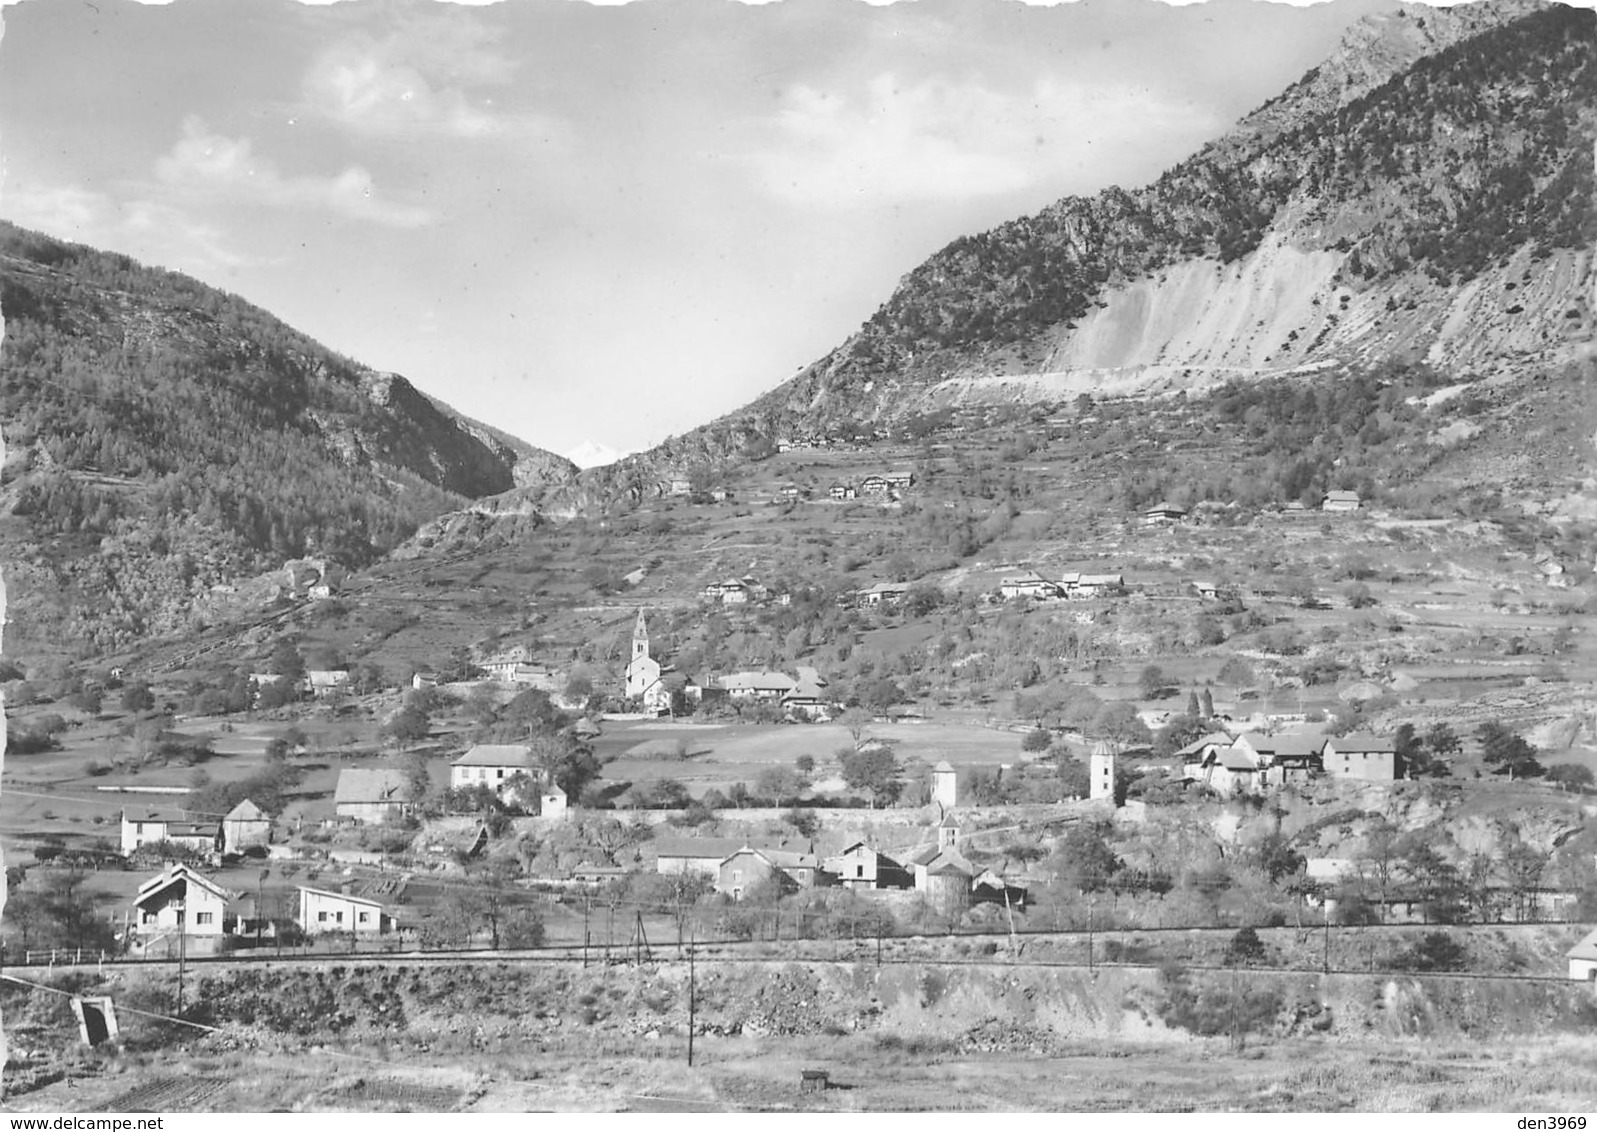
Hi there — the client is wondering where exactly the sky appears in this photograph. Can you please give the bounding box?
[0,0,1402,464]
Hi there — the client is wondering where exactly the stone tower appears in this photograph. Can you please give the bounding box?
[1089,740,1116,803]
[931,761,957,809]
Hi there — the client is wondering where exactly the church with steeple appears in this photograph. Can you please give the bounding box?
[624,609,663,704]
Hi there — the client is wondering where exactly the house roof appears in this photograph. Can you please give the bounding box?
[902,844,942,867]
[1219,748,1260,771]
[1144,501,1186,514]
[542,783,567,799]
[1077,573,1124,587]
[1001,570,1053,586]
[785,678,828,701]
[1324,490,1361,503]
[224,799,268,822]
[1237,732,1325,758]
[762,849,822,869]
[1568,927,1597,962]
[135,864,229,906]
[933,760,956,774]
[1328,732,1397,754]
[124,810,216,839]
[333,768,412,805]
[924,850,975,876]
[721,671,797,692]
[297,884,385,911]
[1177,733,1233,758]
[653,837,747,861]
[453,744,533,768]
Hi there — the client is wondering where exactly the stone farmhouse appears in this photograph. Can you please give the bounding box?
[1321,490,1362,512]
[1182,728,1400,795]
[333,768,415,824]
[451,744,535,797]
[1142,501,1188,525]
[219,799,271,855]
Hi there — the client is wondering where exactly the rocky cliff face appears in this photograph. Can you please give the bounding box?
[640,1,1593,467]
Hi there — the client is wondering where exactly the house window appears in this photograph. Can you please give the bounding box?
[195,912,213,925]
[336,911,345,923]
[141,911,155,925]
[733,869,743,883]
[358,912,370,924]
[856,865,865,878]
[318,911,328,923]
[497,769,505,779]
[135,823,144,834]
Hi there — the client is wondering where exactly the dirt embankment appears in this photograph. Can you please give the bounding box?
[10,954,1593,1066]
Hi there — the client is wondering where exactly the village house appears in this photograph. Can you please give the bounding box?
[827,842,914,891]
[451,744,537,803]
[782,670,832,721]
[131,864,229,951]
[1321,732,1399,781]
[120,809,218,861]
[828,482,857,501]
[720,671,798,702]
[333,768,415,824]
[655,837,748,878]
[668,477,693,496]
[1191,580,1222,600]
[411,672,440,691]
[860,474,891,496]
[1321,490,1362,512]
[219,799,271,855]
[857,581,908,606]
[883,470,915,492]
[1231,732,1326,787]
[777,483,803,500]
[1000,571,1062,601]
[704,578,766,605]
[480,646,531,682]
[1142,501,1188,525]
[297,886,393,936]
[1070,573,1125,599]
[304,669,351,698]
[717,847,798,900]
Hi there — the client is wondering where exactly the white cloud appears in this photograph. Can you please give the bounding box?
[301,16,538,140]
[1,181,257,271]
[746,73,1222,210]
[155,117,432,228]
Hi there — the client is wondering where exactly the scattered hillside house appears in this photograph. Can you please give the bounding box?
[249,672,289,689]
[720,671,798,702]
[1231,732,1325,787]
[120,809,218,860]
[1190,743,1266,796]
[219,799,271,855]
[777,483,803,500]
[451,744,536,802]
[411,672,440,691]
[655,837,748,878]
[1142,501,1188,525]
[1000,571,1062,601]
[132,865,230,945]
[1071,573,1125,599]
[570,861,628,885]
[1538,559,1568,586]
[884,470,915,492]
[481,646,531,682]
[1321,490,1362,512]
[860,474,891,496]
[1177,733,1235,774]
[704,577,767,605]
[857,581,908,606]
[304,669,350,698]
[297,886,393,935]
[540,782,569,819]
[828,482,857,501]
[669,476,693,496]
[1321,732,1398,781]
[783,673,832,720]
[1191,580,1222,600]
[333,768,415,824]
[1566,928,1597,981]
[827,842,914,891]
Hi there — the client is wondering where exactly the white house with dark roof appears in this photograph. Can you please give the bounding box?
[720,671,797,701]
[999,571,1062,601]
[120,809,218,861]
[1321,732,1398,781]
[451,744,535,797]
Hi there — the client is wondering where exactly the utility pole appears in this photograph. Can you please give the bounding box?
[1087,896,1095,971]
[583,895,591,968]
[175,901,187,1015]
[1322,914,1331,975]
[687,929,697,1068]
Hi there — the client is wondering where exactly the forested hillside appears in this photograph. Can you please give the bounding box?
[0,222,576,651]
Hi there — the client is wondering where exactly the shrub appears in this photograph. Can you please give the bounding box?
[1398,931,1467,972]
[1022,728,1053,753]
[1222,926,1268,967]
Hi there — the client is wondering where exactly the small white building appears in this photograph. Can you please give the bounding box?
[931,761,958,808]
[297,886,393,936]
[540,783,569,819]
[1090,741,1116,802]
[1567,927,1597,981]
[120,810,217,860]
